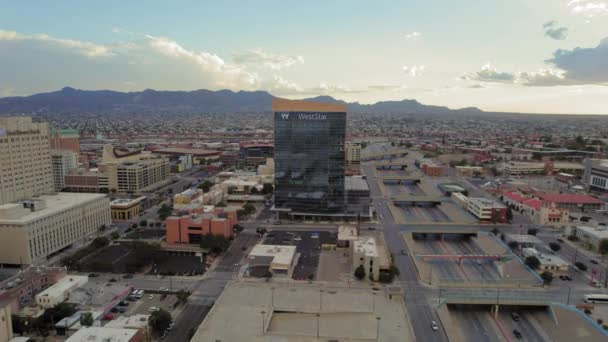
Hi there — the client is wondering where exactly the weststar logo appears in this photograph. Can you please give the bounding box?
[281,113,290,120]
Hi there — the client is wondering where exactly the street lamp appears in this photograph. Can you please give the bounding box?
[376,316,381,339]
[260,310,266,335]
[316,313,320,338]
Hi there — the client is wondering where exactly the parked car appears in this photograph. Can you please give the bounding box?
[123,274,134,279]
[431,321,438,331]
[109,278,117,282]
[103,313,114,320]
[88,273,99,278]
[148,306,160,313]
[148,294,155,300]
[159,287,169,291]
[590,260,599,265]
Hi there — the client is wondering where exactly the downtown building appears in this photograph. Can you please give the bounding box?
[272,98,370,221]
[0,117,111,266]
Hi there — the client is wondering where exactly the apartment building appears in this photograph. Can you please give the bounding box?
[0,117,54,205]
[583,158,608,192]
[345,142,362,167]
[0,193,111,265]
[51,149,79,191]
[351,236,390,281]
[98,157,170,193]
[467,198,507,222]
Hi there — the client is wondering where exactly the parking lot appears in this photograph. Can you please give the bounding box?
[123,228,166,240]
[124,291,179,317]
[151,255,205,276]
[263,230,337,280]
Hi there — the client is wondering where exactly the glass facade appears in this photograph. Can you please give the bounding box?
[274,111,346,214]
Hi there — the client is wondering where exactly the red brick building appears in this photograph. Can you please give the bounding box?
[166,208,237,245]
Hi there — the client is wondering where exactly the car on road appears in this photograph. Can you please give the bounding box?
[557,238,564,243]
[109,278,117,282]
[511,313,520,321]
[123,274,134,279]
[159,287,169,291]
[512,329,522,339]
[368,226,376,231]
[401,249,407,255]
[430,321,438,331]
[591,259,599,265]
[88,273,99,278]
[103,313,114,320]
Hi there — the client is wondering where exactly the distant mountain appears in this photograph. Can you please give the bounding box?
[0,87,484,115]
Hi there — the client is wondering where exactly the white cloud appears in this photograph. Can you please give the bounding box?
[404,32,421,40]
[517,69,571,86]
[402,65,426,77]
[232,49,304,70]
[545,36,608,84]
[567,0,608,18]
[0,29,113,57]
[462,63,515,83]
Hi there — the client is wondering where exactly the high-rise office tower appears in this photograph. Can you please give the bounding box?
[51,149,79,191]
[0,117,54,205]
[272,98,346,218]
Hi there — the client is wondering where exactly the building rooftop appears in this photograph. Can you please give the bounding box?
[353,236,379,257]
[577,225,608,239]
[0,193,108,225]
[65,327,139,342]
[538,193,603,205]
[338,225,359,241]
[468,197,507,208]
[505,234,543,245]
[191,281,413,342]
[36,275,88,300]
[104,314,150,330]
[110,196,146,208]
[153,147,220,156]
[249,245,296,270]
[345,176,370,191]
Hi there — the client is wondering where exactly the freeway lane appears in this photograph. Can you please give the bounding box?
[363,162,449,342]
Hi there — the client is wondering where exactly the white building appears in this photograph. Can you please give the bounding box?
[248,244,297,277]
[352,236,390,281]
[583,158,608,192]
[0,193,111,265]
[36,275,88,308]
[345,142,361,167]
[522,248,569,275]
[451,192,469,208]
[0,117,54,205]
[51,149,79,191]
[467,198,506,221]
[575,226,608,252]
[65,327,140,342]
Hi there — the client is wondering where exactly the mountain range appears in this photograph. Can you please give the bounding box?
[0,87,485,115]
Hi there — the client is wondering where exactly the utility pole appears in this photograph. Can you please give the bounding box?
[566,286,572,305]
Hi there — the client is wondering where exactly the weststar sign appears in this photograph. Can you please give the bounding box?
[278,112,328,120]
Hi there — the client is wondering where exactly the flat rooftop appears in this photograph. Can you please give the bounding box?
[0,193,108,225]
[577,225,608,239]
[249,245,296,269]
[505,234,543,245]
[110,196,146,207]
[345,176,370,191]
[65,327,138,342]
[192,281,413,342]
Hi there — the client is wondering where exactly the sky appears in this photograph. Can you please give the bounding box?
[0,0,607,114]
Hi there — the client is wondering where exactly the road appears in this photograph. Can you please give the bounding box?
[362,162,449,342]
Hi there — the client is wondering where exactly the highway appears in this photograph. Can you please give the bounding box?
[362,162,449,342]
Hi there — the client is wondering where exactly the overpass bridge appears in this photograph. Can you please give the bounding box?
[362,149,409,161]
[380,175,421,184]
[391,194,442,205]
[440,289,553,306]
[376,161,408,170]
[416,254,512,262]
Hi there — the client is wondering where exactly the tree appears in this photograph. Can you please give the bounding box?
[233,224,244,233]
[139,220,147,227]
[508,241,519,250]
[198,180,214,193]
[243,203,256,215]
[92,236,110,248]
[80,312,94,327]
[599,239,608,256]
[354,264,366,280]
[262,183,274,195]
[525,256,541,270]
[540,271,553,285]
[549,242,561,252]
[176,289,191,304]
[110,232,120,240]
[200,234,230,255]
[250,187,259,194]
[216,201,226,207]
[157,204,172,221]
[99,224,107,232]
[527,228,538,236]
[506,207,513,222]
[149,309,172,335]
[491,228,499,236]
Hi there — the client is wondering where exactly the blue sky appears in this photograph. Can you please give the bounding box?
[0,0,607,113]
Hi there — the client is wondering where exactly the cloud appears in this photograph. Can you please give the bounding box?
[404,32,421,40]
[462,63,515,83]
[0,29,113,57]
[545,37,608,84]
[568,0,608,18]
[367,84,402,91]
[467,84,485,89]
[402,65,426,77]
[232,49,303,70]
[543,21,568,40]
[517,69,571,86]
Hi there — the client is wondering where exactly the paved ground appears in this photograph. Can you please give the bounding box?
[316,250,350,282]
